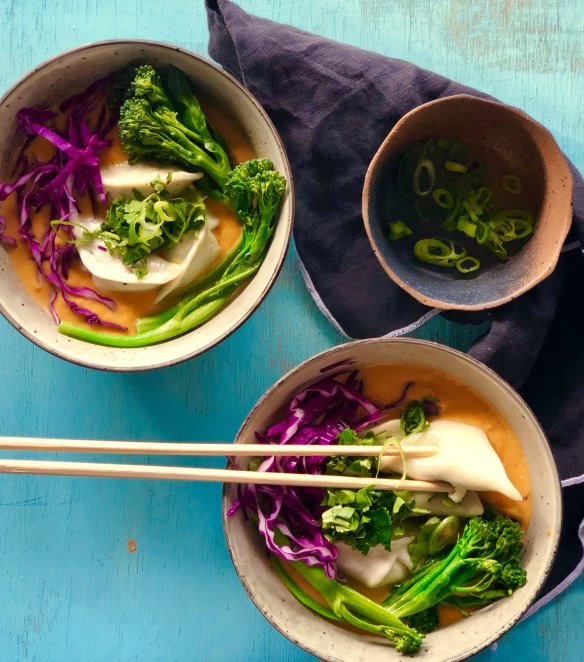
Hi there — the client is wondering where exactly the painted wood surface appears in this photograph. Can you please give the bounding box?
[0,1,582,660]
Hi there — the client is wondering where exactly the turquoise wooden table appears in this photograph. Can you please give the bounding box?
[0,1,582,660]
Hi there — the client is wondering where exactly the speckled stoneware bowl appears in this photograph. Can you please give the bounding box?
[0,40,293,371]
[362,95,573,310]
[223,338,561,662]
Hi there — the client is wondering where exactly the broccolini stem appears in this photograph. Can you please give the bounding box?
[57,262,259,347]
[275,559,422,652]
[58,298,226,348]
[270,556,340,621]
[136,240,244,334]
[145,134,229,188]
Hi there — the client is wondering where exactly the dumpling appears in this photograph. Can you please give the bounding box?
[376,419,523,502]
[74,215,219,296]
[100,162,203,199]
[335,536,414,588]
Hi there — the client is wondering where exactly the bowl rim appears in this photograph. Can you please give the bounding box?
[0,38,295,372]
[362,93,574,311]
[222,337,563,662]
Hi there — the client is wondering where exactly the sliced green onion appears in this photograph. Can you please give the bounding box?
[414,237,467,267]
[490,218,515,241]
[510,219,535,239]
[474,187,493,207]
[490,209,535,241]
[413,159,436,196]
[484,233,508,259]
[475,221,490,244]
[455,256,480,273]
[462,200,480,224]
[444,160,468,174]
[492,209,535,225]
[388,219,412,242]
[446,140,468,159]
[431,188,454,209]
[428,516,462,554]
[502,173,522,195]
[456,216,477,238]
[435,137,452,150]
[443,196,462,231]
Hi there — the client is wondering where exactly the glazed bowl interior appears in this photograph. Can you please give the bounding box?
[363,95,573,310]
[223,339,561,662]
[0,40,293,370]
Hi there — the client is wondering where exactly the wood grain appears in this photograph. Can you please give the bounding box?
[0,1,582,661]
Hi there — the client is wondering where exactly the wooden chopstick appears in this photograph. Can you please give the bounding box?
[0,436,446,492]
[0,459,451,493]
[0,437,437,458]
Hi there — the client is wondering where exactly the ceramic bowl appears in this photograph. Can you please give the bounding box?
[0,40,293,371]
[362,95,573,310]
[223,338,561,662]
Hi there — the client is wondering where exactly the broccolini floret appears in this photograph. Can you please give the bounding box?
[118,65,232,188]
[383,514,526,619]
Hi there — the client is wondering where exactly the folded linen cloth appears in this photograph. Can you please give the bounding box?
[206,0,584,615]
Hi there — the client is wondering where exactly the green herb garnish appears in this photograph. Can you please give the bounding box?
[321,427,412,554]
[97,177,206,277]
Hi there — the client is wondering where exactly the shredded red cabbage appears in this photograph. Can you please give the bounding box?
[0,216,16,247]
[0,78,125,329]
[229,370,389,578]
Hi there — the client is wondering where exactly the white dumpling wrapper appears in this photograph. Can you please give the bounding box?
[376,419,522,502]
[74,213,219,295]
[408,490,484,517]
[100,162,203,199]
[335,536,414,588]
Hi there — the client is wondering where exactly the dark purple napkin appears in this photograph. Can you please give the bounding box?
[206,0,584,615]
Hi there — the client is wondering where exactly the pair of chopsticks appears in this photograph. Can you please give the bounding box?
[0,437,449,492]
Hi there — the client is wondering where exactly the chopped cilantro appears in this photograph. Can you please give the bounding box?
[399,397,439,437]
[321,427,413,555]
[98,177,206,277]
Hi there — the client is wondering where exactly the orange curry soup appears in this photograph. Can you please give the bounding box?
[280,364,531,629]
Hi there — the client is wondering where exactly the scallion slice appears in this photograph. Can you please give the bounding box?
[413,159,436,196]
[444,160,468,174]
[431,188,454,209]
[414,237,467,267]
[502,173,522,195]
[456,216,477,238]
[474,187,493,207]
[455,256,480,273]
[388,219,412,242]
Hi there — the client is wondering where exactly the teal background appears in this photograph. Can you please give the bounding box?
[0,1,582,660]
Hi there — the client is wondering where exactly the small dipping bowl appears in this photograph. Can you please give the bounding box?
[362,95,573,310]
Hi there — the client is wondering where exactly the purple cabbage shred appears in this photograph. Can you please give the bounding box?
[0,216,16,247]
[0,78,126,330]
[229,371,386,579]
